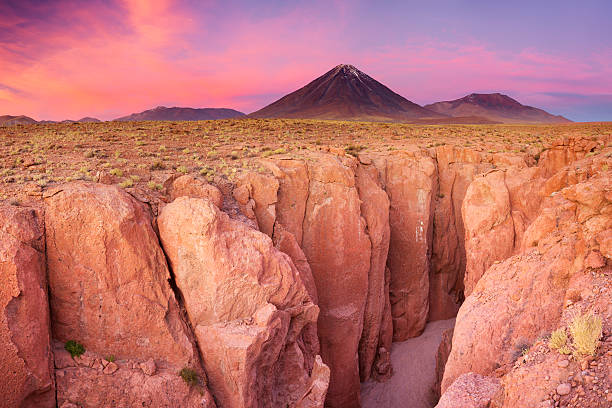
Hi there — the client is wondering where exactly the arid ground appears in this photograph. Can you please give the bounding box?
[2,119,610,206]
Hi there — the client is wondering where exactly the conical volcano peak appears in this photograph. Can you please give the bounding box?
[250,64,444,121]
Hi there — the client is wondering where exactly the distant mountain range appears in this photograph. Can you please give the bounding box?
[1,65,575,125]
[250,64,445,121]
[424,93,571,124]
[113,106,246,121]
[0,115,37,126]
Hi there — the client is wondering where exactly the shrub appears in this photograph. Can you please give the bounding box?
[569,313,602,357]
[179,367,198,386]
[105,355,116,363]
[177,165,188,174]
[109,168,123,177]
[65,340,85,358]
[118,178,133,188]
[549,328,571,354]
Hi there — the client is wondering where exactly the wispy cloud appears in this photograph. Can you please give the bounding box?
[0,0,610,120]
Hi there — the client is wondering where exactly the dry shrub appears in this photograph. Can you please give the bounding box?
[569,313,602,357]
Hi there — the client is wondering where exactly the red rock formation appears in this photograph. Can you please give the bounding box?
[430,145,491,320]
[462,170,515,296]
[355,161,392,382]
[434,327,453,399]
[301,154,371,407]
[538,136,600,178]
[158,197,327,408]
[435,373,501,408]
[442,167,611,396]
[166,174,224,208]
[44,182,199,367]
[372,149,437,340]
[236,171,279,236]
[0,206,55,407]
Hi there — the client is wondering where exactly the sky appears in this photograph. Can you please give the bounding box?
[1,0,611,122]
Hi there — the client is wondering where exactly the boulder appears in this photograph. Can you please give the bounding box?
[0,206,55,407]
[462,170,514,296]
[43,182,198,367]
[166,174,223,208]
[158,197,327,408]
[435,373,501,408]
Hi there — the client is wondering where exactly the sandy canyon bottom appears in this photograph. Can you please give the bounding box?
[361,319,455,408]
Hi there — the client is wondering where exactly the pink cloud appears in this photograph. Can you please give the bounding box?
[0,1,610,120]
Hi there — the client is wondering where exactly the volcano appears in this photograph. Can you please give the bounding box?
[424,93,572,124]
[250,64,445,122]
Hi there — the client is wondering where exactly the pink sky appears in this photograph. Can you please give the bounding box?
[1,0,611,121]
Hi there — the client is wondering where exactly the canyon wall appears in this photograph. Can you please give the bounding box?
[439,136,611,407]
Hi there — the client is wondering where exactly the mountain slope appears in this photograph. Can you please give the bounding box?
[115,106,246,122]
[0,115,37,126]
[424,93,571,124]
[250,64,445,121]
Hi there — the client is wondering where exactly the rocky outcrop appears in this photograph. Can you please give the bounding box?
[430,145,491,320]
[442,161,611,399]
[538,136,600,178]
[435,373,501,408]
[301,155,372,407]
[158,197,327,408]
[165,174,224,208]
[0,206,55,408]
[44,182,199,367]
[372,149,437,340]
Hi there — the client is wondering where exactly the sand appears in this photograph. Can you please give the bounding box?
[361,318,455,408]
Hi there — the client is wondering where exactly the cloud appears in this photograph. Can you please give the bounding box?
[0,0,610,120]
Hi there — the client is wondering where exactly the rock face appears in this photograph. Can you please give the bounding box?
[0,206,55,408]
[461,170,515,296]
[372,150,437,340]
[435,373,501,408]
[430,145,490,320]
[355,162,391,382]
[239,154,391,403]
[442,152,612,402]
[158,197,327,408]
[300,155,372,407]
[166,174,224,208]
[434,327,453,399]
[43,183,200,367]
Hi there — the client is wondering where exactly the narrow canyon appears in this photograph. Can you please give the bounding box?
[1,134,610,407]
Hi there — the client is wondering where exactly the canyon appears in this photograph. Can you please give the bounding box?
[1,130,610,407]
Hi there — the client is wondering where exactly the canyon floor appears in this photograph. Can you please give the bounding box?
[361,318,455,408]
[1,119,610,408]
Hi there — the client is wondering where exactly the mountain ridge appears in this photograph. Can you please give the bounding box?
[424,93,571,124]
[114,106,246,121]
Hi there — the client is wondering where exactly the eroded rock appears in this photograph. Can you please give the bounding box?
[44,182,199,367]
[158,197,327,408]
[0,206,55,407]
